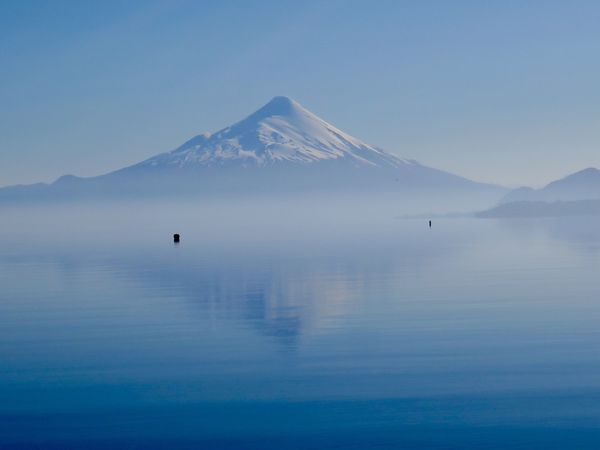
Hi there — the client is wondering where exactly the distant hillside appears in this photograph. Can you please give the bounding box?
[477,199,600,218]
[502,168,600,203]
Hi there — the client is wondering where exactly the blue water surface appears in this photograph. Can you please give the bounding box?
[1,203,600,449]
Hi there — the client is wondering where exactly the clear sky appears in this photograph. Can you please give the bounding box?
[2,0,600,188]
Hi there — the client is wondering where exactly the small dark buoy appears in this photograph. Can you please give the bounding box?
[429,220,432,228]
[173,233,180,243]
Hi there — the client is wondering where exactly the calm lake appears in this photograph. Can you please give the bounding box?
[2,201,600,449]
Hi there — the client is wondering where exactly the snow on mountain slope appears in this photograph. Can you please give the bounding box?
[136,96,416,170]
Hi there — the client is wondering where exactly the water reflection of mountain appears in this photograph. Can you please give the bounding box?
[47,223,477,348]
[4,206,483,348]
[12,213,600,352]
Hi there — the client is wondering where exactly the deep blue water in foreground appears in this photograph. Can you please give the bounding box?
[2,204,600,449]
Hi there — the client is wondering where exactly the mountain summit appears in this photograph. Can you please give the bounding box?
[0,96,504,209]
[135,96,412,170]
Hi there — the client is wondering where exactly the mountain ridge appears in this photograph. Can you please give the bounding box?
[501,167,600,203]
[0,96,504,210]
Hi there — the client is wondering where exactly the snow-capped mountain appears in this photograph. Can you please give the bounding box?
[137,96,414,170]
[0,96,504,208]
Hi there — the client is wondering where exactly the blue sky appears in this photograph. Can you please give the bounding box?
[1,0,600,187]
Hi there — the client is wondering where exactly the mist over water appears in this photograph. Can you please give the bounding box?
[3,199,600,449]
